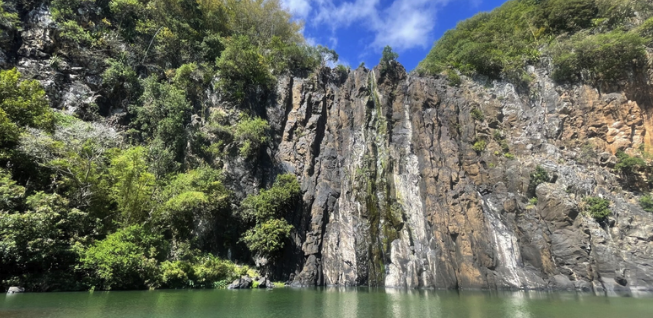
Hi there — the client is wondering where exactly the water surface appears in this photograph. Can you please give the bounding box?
[2,288,652,318]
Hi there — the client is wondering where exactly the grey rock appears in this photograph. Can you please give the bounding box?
[228,276,253,289]
[7,286,24,294]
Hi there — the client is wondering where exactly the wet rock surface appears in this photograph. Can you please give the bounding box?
[264,63,653,293]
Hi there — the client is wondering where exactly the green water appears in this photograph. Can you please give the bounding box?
[2,288,653,318]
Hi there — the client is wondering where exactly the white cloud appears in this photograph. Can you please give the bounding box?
[301,0,453,51]
[281,0,313,19]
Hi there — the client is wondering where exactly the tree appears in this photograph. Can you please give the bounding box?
[0,68,54,133]
[78,225,165,290]
[134,76,192,162]
[108,147,156,224]
[380,45,399,73]
[240,174,300,259]
[216,35,274,102]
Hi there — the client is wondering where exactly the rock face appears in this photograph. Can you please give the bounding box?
[260,62,653,293]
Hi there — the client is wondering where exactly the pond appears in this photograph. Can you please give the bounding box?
[2,288,653,318]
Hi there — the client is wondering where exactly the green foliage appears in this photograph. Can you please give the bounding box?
[639,194,653,212]
[240,174,301,223]
[0,68,54,133]
[0,191,95,290]
[0,0,19,30]
[108,147,156,224]
[216,35,275,102]
[503,152,515,160]
[470,107,484,121]
[529,197,538,205]
[234,116,270,158]
[418,0,652,86]
[528,165,550,197]
[78,225,165,290]
[418,0,541,82]
[472,139,487,152]
[552,30,647,83]
[58,20,93,46]
[154,167,230,241]
[0,169,24,210]
[614,150,646,176]
[160,253,244,289]
[102,58,140,110]
[241,174,300,259]
[133,76,192,161]
[380,45,399,73]
[447,71,461,86]
[537,0,598,32]
[583,196,611,221]
[242,218,293,259]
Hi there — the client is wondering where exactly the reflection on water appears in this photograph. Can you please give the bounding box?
[2,288,653,318]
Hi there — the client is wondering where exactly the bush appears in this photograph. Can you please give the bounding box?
[472,139,487,152]
[640,194,653,212]
[133,76,192,161]
[0,68,54,133]
[234,116,270,157]
[108,147,156,224]
[240,174,300,259]
[216,35,275,102]
[583,196,611,221]
[470,107,484,121]
[528,165,549,197]
[614,150,646,176]
[78,225,165,290]
[447,71,461,86]
[552,31,647,83]
[160,254,241,289]
[241,174,301,222]
[242,218,293,259]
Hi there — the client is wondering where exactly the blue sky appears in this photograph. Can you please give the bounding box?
[281,0,508,71]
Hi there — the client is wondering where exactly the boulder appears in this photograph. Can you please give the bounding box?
[255,277,273,289]
[227,276,253,289]
[7,286,24,294]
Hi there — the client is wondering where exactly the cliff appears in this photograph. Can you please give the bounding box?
[258,62,653,292]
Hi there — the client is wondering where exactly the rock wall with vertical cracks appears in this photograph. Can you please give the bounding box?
[265,62,653,293]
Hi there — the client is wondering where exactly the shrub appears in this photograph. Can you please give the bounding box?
[78,225,166,290]
[242,218,293,259]
[240,174,301,222]
[472,139,487,152]
[447,71,461,86]
[0,68,54,132]
[108,147,156,224]
[528,165,549,197]
[640,194,653,212]
[234,116,270,157]
[216,35,275,102]
[503,152,515,160]
[614,150,646,176]
[552,31,647,83]
[240,174,300,259]
[470,107,484,121]
[583,196,611,221]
